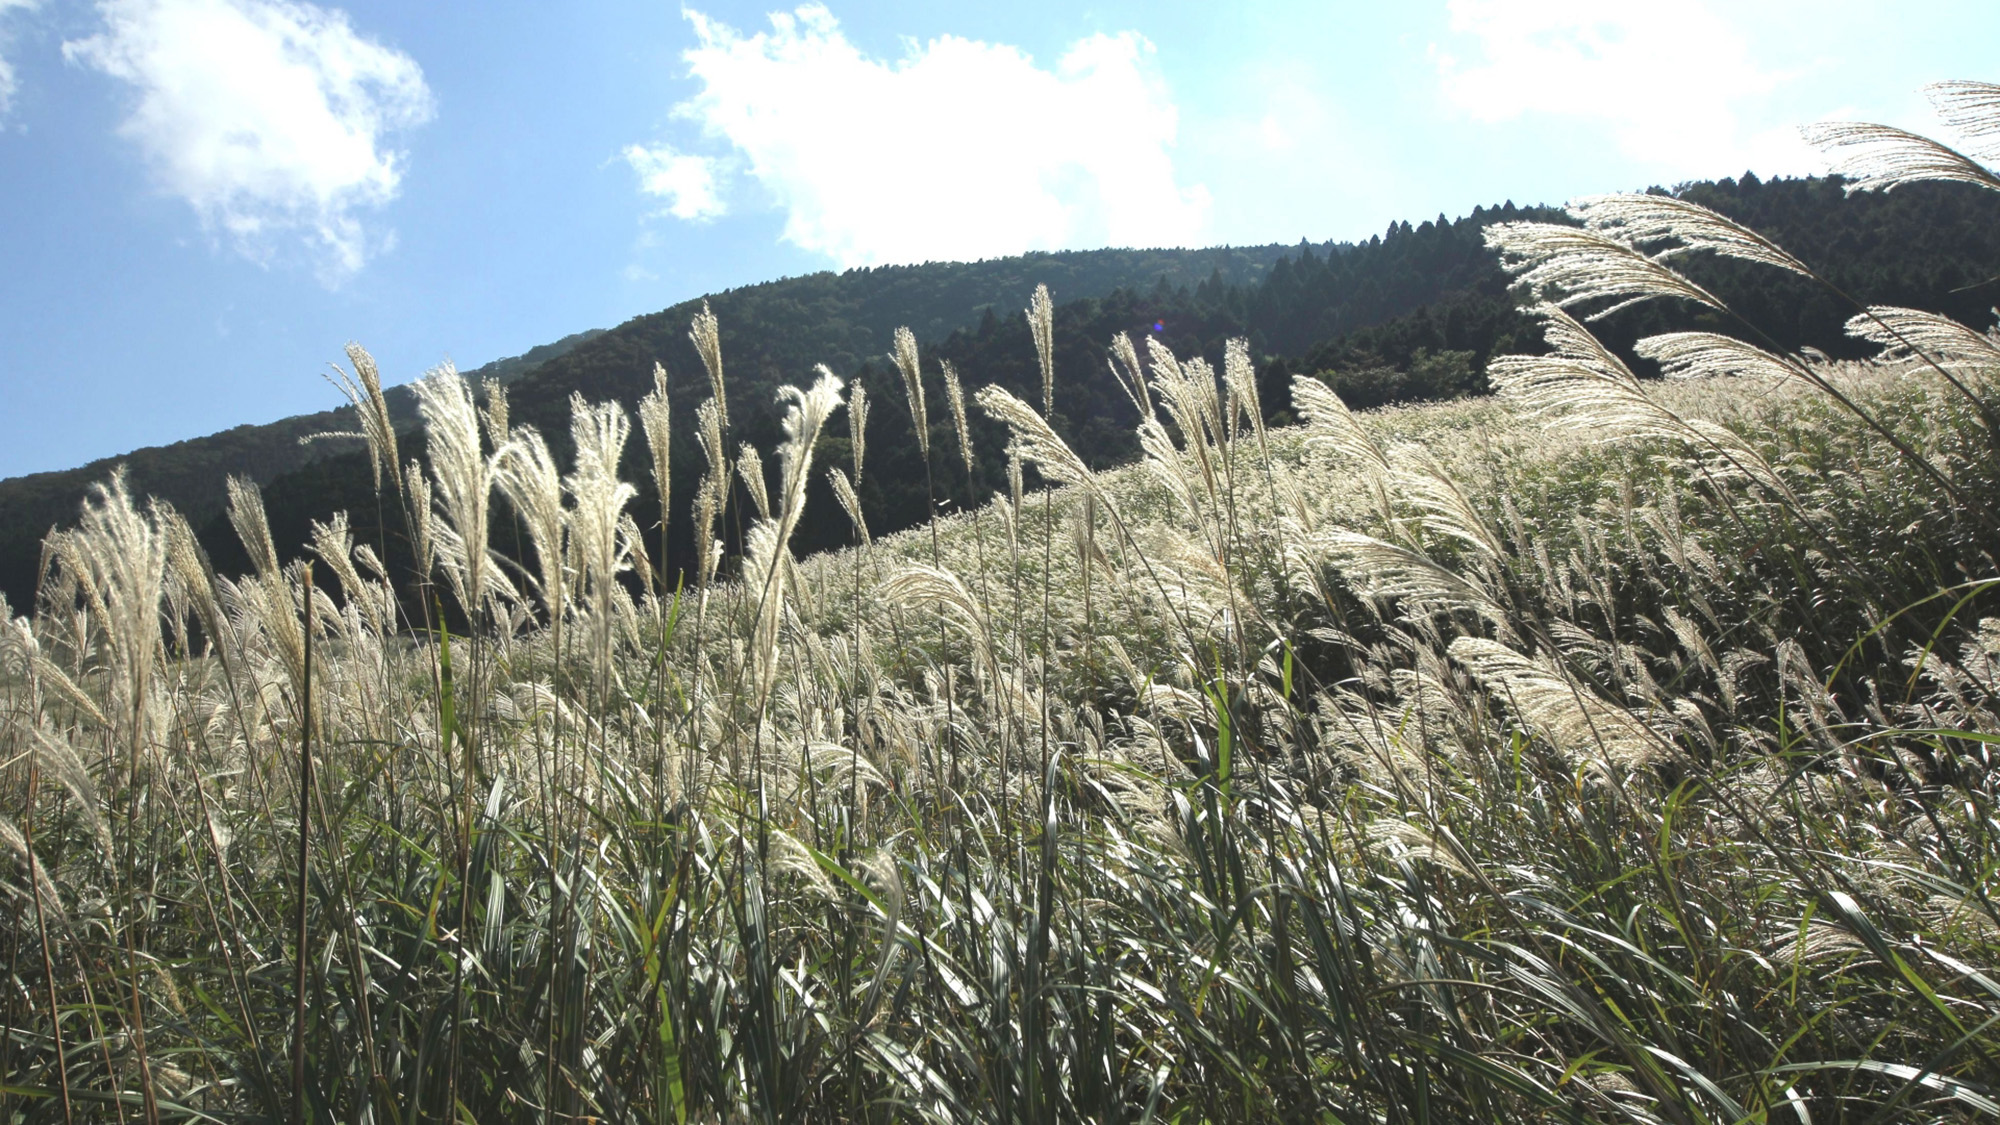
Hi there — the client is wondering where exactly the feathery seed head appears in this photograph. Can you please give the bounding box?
[1485,221,1726,318]
[1570,193,1815,278]
[415,363,503,618]
[1929,80,2000,154]
[306,342,400,495]
[1800,120,2000,194]
[1846,305,2000,376]
[975,384,1090,488]
[738,442,771,520]
[1291,376,1390,470]
[828,467,869,545]
[1108,331,1153,421]
[942,360,973,473]
[690,299,727,429]
[638,362,672,538]
[1028,283,1055,415]
[1449,636,1672,769]
[480,377,509,451]
[891,326,929,458]
[1223,338,1267,453]
[404,460,434,578]
[226,476,281,580]
[494,427,566,627]
[848,380,870,485]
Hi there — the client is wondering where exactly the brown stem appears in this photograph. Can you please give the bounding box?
[291,563,315,1125]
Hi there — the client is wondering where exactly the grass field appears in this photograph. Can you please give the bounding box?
[7,101,2000,1123]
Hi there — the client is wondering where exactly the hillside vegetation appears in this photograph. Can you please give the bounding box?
[10,173,2000,616]
[0,245,1307,610]
[5,87,2000,1122]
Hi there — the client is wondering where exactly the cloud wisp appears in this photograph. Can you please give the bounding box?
[1434,0,1819,179]
[640,4,1209,267]
[67,0,433,280]
[624,141,727,222]
[0,0,39,118]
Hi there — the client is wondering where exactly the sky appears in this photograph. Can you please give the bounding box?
[0,0,1992,478]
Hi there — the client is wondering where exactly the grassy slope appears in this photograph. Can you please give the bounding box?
[6,337,1998,1119]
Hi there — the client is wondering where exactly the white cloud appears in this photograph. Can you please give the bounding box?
[0,0,40,118]
[624,142,726,221]
[66,0,433,279]
[658,4,1208,267]
[1435,0,1821,178]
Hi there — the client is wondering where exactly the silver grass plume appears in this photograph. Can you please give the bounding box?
[1389,445,1507,560]
[620,511,653,602]
[1148,338,1224,450]
[1485,222,1725,319]
[882,563,998,681]
[694,397,728,587]
[891,326,929,458]
[159,507,227,665]
[693,480,721,588]
[1569,193,1814,278]
[0,816,61,920]
[493,426,567,642]
[690,299,728,429]
[225,477,307,693]
[1223,337,1267,456]
[566,395,638,652]
[638,362,671,550]
[942,360,973,473]
[738,442,771,520]
[1635,330,1818,385]
[480,377,509,451]
[226,475,281,580]
[974,384,1091,488]
[1799,120,2000,194]
[1108,331,1154,421]
[1138,418,1203,521]
[770,367,845,543]
[1492,309,1793,499]
[747,368,845,705]
[829,467,869,544]
[414,362,501,618]
[1846,305,2000,376]
[1448,636,1670,769]
[305,342,400,495]
[1929,80,2000,157]
[1147,340,1223,504]
[1290,375,1391,471]
[1027,283,1055,416]
[49,470,170,759]
[1318,529,1513,638]
[309,512,385,636]
[404,461,434,579]
[848,380,870,485]
[697,397,728,505]
[27,721,111,860]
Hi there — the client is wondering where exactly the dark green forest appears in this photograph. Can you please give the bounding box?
[6,173,2000,611]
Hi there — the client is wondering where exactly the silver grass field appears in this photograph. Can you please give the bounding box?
[7,85,2000,1124]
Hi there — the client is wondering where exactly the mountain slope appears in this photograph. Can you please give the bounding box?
[8,174,2000,611]
[0,245,1308,607]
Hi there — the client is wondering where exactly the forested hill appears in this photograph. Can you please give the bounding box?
[0,245,1307,607]
[6,173,2000,609]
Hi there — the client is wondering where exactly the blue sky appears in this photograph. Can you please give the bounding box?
[0,0,1991,477]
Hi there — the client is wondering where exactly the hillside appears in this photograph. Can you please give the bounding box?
[0,245,1308,608]
[9,175,2000,611]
